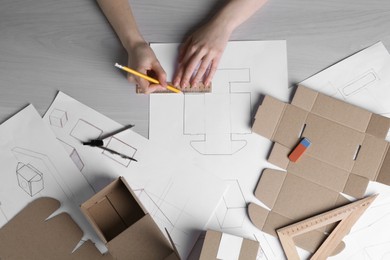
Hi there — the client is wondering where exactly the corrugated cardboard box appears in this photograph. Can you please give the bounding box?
[249,85,390,253]
[199,230,259,260]
[81,176,179,260]
[0,197,113,259]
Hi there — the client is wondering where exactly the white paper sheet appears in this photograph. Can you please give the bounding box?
[301,42,390,260]
[150,41,289,259]
[301,41,390,140]
[43,92,227,258]
[0,105,101,251]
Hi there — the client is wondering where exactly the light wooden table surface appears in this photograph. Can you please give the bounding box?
[1,0,390,138]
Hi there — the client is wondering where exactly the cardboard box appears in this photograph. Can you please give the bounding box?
[249,85,390,253]
[80,176,179,260]
[0,197,113,260]
[199,230,259,260]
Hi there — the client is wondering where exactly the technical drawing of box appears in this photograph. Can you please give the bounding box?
[81,177,180,260]
[16,162,44,197]
[49,109,68,128]
[249,85,390,254]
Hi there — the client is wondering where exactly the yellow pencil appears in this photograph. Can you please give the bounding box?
[114,63,181,93]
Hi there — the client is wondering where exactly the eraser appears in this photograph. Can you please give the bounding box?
[289,138,311,162]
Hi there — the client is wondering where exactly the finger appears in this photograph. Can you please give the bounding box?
[180,51,205,88]
[178,38,192,63]
[137,77,150,94]
[204,58,220,87]
[151,62,167,88]
[174,44,196,87]
[127,74,136,84]
[191,54,213,85]
[173,66,184,87]
[144,83,166,94]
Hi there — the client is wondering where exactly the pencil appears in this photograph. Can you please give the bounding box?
[114,63,181,93]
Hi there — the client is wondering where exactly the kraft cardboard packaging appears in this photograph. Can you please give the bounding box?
[0,197,113,260]
[0,177,180,259]
[249,85,390,253]
[199,230,259,260]
[81,176,180,260]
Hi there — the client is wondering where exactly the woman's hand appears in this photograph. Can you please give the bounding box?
[127,41,167,94]
[173,21,231,89]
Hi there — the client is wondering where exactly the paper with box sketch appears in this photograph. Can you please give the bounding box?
[0,105,102,252]
[43,92,227,258]
[0,197,112,259]
[249,85,390,256]
[301,41,390,140]
[149,41,288,259]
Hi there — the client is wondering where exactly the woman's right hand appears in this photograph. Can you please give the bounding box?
[126,41,167,94]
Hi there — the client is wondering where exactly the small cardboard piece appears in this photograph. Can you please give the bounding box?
[249,85,390,253]
[199,230,259,260]
[80,176,180,260]
[0,197,113,260]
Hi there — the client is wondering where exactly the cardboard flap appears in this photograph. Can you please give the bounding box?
[304,113,364,172]
[107,214,174,260]
[199,230,222,260]
[165,252,181,260]
[252,95,286,140]
[268,143,290,169]
[248,203,270,230]
[254,169,286,208]
[352,135,388,180]
[273,105,309,148]
[238,238,259,260]
[287,155,350,192]
[0,197,108,260]
[71,241,114,260]
[343,174,369,198]
[292,85,318,111]
[311,93,372,132]
[366,113,390,139]
[377,147,390,185]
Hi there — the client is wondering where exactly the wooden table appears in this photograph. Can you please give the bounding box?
[1,0,389,138]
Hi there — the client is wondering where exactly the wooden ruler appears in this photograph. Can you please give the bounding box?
[277,194,378,260]
[136,82,212,93]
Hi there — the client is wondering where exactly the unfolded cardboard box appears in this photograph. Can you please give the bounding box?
[0,197,112,260]
[199,230,259,260]
[80,176,179,260]
[249,85,390,253]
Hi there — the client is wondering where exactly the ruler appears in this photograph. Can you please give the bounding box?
[277,194,378,260]
[137,82,212,93]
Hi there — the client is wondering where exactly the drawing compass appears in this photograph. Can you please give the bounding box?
[82,124,137,162]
